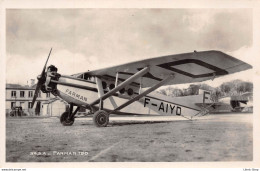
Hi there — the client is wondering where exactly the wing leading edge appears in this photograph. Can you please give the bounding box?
[73,50,252,87]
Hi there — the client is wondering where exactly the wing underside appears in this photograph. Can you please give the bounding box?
[73,50,252,88]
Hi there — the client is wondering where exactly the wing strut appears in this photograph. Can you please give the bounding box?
[91,73,174,127]
[89,67,150,108]
[108,74,174,115]
[95,77,118,109]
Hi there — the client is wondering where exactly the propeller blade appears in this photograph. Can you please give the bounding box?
[40,48,52,77]
[31,48,52,108]
[32,83,41,108]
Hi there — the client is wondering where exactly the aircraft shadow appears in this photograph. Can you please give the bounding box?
[109,120,191,127]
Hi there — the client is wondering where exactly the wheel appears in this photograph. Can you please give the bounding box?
[60,112,74,126]
[93,110,109,127]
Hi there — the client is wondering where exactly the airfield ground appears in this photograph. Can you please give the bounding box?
[6,113,252,162]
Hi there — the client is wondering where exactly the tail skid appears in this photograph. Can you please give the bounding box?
[191,103,215,120]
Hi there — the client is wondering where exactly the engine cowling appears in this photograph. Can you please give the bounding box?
[43,65,60,93]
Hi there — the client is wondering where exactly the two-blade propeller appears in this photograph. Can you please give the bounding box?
[32,48,52,108]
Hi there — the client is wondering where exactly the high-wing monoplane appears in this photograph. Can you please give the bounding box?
[32,49,252,127]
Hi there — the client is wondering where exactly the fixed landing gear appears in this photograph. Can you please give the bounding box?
[93,110,109,127]
[60,104,79,126]
[60,111,75,126]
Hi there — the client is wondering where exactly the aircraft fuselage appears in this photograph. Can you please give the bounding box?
[54,75,207,117]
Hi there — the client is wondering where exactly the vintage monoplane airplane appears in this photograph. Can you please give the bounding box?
[32,49,252,127]
[207,92,253,113]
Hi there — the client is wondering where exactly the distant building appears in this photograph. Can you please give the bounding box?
[42,98,68,117]
[6,83,87,117]
[6,83,54,116]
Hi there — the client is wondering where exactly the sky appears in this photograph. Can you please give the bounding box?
[6,8,254,88]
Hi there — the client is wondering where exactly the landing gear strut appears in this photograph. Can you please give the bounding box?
[93,110,109,127]
[60,104,79,126]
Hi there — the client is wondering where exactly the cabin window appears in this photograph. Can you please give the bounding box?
[78,74,83,79]
[28,91,33,97]
[20,91,25,98]
[83,73,92,81]
[11,91,16,97]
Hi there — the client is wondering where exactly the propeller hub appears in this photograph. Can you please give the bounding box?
[37,74,46,84]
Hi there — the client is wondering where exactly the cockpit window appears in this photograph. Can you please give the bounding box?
[76,73,94,82]
[83,73,91,80]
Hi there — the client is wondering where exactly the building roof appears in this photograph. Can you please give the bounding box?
[6,83,35,90]
[31,84,37,89]
[230,96,248,101]
[219,92,253,102]
[42,97,68,104]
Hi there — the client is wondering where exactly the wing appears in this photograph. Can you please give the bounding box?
[73,50,252,88]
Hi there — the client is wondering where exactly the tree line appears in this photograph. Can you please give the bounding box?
[156,79,253,102]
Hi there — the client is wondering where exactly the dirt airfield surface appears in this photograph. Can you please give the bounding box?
[6,113,252,162]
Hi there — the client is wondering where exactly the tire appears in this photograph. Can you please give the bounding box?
[93,110,109,127]
[60,112,74,126]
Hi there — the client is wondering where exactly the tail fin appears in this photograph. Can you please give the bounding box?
[198,89,212,104]
[192,89,214,118]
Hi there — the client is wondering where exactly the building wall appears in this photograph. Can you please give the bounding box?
[49,100,67,117]
[41,100,67,117]
[6,88,55,116]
